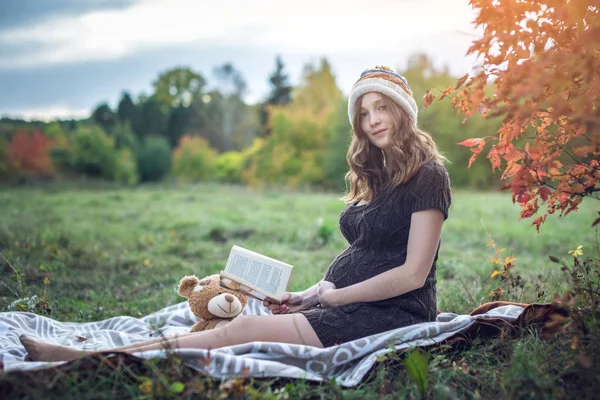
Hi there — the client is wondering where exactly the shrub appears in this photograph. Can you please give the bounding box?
[8,129,54,176]
[43,122,68,140]
[110,148,139,185]
[62,126,115,178]
[243,107,331,187]
[215,151,244,183]
[51,126,139,184]
[172,135,217,181]
[239,138,266,186]
[136,136,171,182]
[0,137,12,178]
[113,122,139,152]
[49,136,75,173]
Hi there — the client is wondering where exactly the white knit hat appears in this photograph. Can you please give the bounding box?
[348,66,418,126]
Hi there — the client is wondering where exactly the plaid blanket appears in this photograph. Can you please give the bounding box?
[0,299,562,387]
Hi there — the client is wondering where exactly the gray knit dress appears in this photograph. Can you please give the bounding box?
[299,161,451,347]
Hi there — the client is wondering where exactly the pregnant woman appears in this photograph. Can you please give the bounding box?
[21,66,451,361]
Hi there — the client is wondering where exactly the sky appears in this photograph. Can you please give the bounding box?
[0,0,481,121]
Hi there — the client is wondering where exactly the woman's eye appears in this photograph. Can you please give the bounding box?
[378,105,386,111]
[360,113,367,118]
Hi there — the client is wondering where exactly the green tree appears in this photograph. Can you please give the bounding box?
[117,92,141,134]
[51,125,138,184]
[136,136,171,182]
[267,55,292,105]
[153,67,206,109]
[187,90,227,151]
[113,121,138,151]
[243,57,343,188]
[244,106,334,187]
[212,63,247,151]
[91,103,117,134]
[260,55,293,135]
[293,58,342,115]
[166,105,191,148]
[137,97,167,138]
[66,119,78,132]
[44,122,68,140]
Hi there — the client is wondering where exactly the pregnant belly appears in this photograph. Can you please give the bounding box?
[324,246,407,288]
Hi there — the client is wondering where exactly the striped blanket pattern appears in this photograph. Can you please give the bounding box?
[0,299,526,387]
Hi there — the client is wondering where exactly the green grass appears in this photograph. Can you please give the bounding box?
[0,181,598,399]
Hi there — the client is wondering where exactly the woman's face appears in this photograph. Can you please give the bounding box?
[358,92,393,150]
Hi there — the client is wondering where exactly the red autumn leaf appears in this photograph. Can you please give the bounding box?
[462,138,486,168]
[532,215,547,232]
[454,73,469,90]
[458,138,484,147]
[487,147,501,171]
[423,91,436,109]
[439,86,454,100]
[538,187,552,201]
[516,192,532,204]
[467,153,478,169]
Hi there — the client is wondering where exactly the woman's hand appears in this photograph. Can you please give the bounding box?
[263,292,306,314]
[316,281,338,308]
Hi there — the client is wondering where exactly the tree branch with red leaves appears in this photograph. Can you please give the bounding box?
[425,0,600,231]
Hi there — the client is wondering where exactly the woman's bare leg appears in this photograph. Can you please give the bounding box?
[93,332,197,352]
[21,314,323,362]
[127,314,323,352]
[19,332,197,361]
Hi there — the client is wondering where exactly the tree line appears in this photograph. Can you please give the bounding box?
[0,53,505,190]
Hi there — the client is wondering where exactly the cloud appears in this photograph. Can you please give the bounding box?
[0,0,479,70]
[1,105,91,121]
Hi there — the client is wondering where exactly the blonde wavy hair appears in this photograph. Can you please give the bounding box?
[342,93,448,204]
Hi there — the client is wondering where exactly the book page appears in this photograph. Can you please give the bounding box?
[223,245,293,299]
[221,276,283,303]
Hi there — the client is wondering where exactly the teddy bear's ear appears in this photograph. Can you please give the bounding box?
[178,275,199,298]
[197,277,212,286]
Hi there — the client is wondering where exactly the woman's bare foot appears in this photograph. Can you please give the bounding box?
[20,335,94,362]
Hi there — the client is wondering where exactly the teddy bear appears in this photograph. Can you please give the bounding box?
[178,274,249,332]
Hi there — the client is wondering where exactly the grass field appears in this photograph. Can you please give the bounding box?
[0,181,598,399]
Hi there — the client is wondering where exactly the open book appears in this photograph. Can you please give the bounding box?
[219,245,294,304]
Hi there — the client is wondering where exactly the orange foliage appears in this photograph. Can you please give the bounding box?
[426,0,600,230]
[9,129,55,176]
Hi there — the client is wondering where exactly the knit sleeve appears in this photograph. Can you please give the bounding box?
[407,162,452,220]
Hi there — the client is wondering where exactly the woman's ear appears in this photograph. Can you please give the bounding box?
[178,275,199,298]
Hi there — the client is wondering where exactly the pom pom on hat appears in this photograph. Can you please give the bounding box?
[348,66,418,127]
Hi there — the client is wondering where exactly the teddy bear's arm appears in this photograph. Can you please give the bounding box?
[191,319,223,332]
[191,321,211,332]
